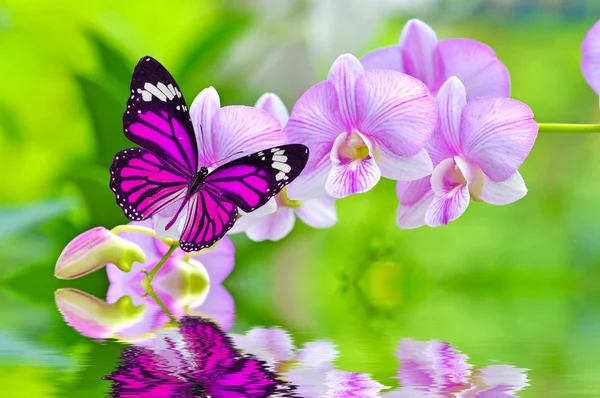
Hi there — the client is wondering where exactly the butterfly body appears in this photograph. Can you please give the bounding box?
[110,57,308,251]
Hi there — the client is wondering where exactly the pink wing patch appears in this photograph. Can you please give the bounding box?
[110,147,188,220]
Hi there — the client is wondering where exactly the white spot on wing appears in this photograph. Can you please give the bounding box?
[273,155,287,162]
[272,162,291,173]
[274,150,285,156]
[276,171,285,181]
[144,83,167,101]
[271,148,280,153]
[157,82,174,99]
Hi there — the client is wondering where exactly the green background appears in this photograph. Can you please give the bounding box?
[2,0,600,396]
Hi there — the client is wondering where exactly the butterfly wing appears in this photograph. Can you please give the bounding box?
[123,56,198,176]
[110,147,188,220]
[105,347,195,398]
[205,144,309,213]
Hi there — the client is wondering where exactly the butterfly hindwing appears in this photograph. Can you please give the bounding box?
[110,147,188,220]
[124,56,198,176]
[205,144,309,213]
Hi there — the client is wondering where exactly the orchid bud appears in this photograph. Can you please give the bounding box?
[54,288,147,339]
[54,227,146,280]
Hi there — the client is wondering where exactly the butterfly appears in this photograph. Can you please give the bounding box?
[105,316,296,398]
[110,57,309,252]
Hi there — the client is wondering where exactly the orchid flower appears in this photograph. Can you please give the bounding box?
[231,327,389,397]
[362,18,510,99]
[230,93,337,241]
[382,338,529,397]
[396,77,537,228]
[152,86,286,238]
[284,53,437,200]
[107,219,236,331]
[582,20,600,96]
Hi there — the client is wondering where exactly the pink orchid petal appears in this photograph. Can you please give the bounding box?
[227,213,256,234]
[376,148,433,181]
[356,69,437,157]
[479,171,527,205]
[232,328,295,365]
[192,236,235,284]
[152,201,186,241]
[476,365,529,396]
[427,77,466,166]
[106,269,147,305]
[246,207,296,241]
[285,81,345,200]
[361,46,404,72]
[210,105,287,168]
[399,19,440,90]
[187,284,235,330]
[396,177,434,229]
[325,370,389,397]
[190,86,221,166]
[327,54,364,129]
[255,92,289,127]
[241,197,277,219]
[295,195,337,228]
[437,39,510,99]
[425,158,470,226]
[326,132,381,198]
[582,20,600,95]
[460,97,538,182]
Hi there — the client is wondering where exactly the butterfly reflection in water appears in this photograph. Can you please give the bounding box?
[105,316,296,397]
[110,56,309,251]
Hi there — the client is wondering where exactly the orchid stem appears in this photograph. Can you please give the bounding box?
[538,123,600,133]
[146,288,177,324]
[147,242,179,281]
[110,224,176,246]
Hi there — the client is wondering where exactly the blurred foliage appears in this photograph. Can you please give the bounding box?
[2,0,600,397]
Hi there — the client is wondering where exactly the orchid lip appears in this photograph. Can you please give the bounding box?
[337,131,371,161]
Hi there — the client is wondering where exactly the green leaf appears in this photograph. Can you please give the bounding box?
[85,30,132,88]
[0,198,77,239]
[175,12,253,88]
[72,166,127,228]
[74,74,130,168]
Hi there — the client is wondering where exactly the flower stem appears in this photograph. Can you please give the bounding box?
[538,123,600,133]
[146,288,177,324]
[110,224,176,246]
[147,242,179,281]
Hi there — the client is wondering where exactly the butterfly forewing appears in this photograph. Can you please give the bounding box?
[124,57,198,175]
[110,147,188,221]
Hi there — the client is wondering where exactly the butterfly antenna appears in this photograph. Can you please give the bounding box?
[208,151,245,169]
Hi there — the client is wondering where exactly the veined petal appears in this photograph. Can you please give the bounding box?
[327,133,381,198]
[190,87,221,166]
[437,39,510,99]
[427,77,466,165]
[295,195,337,228]
[189,236,235,284]
[361,45,404,72]
[210,105,287,168]
[426,158,470,226]
[582,20,600,95]
[327,53,364,129]
[285,81,345,200]
[152,201,186,241]
[377,148,433,181]
[246,207,296,241]
[396,177,434,229]
[356,69,437,157]
[479,171,527,205]
[399,19,440,90]
[460,97,538,182]
[255,92,289,127]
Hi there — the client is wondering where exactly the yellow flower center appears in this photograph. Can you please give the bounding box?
[339,131,370,160]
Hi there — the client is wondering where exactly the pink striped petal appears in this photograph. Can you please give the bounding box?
[582,20,600,95]
[399,19,441,90]
[427,77,466,166]
[459,97,538,182]
[295,195,337,228]
[211,105,287,168]
[190,86,221,166]
[356,69,437,157]
[327,54,364,129]
[246,207,296,241]
[425,158,470,226]
[326,133,381,197]
[376,147,433,181]
[396,177,434,229]
[255,92,289,127]
[479,171,527,205]
[360,46,404,72]
[437,39,510,99]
